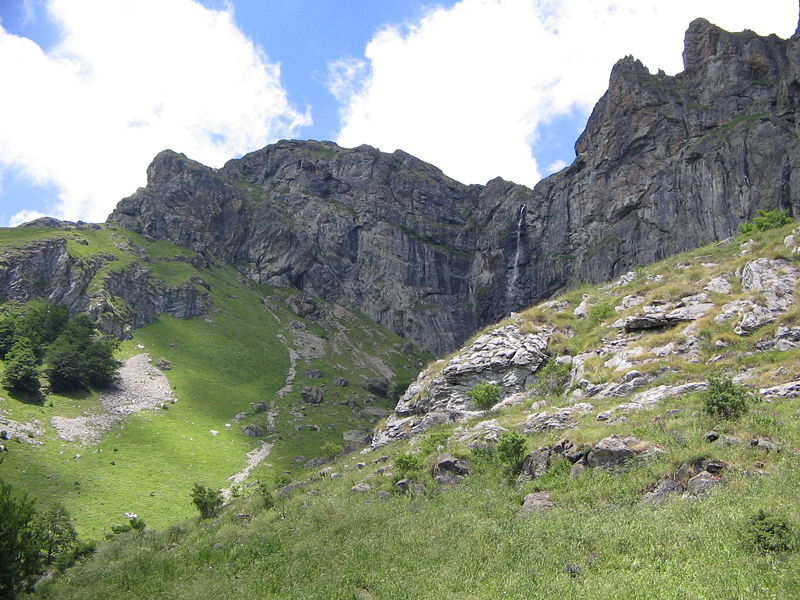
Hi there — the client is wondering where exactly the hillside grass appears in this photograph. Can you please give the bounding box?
[0,227,425,540]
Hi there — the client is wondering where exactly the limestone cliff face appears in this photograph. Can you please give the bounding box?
[0,235,209,337]
[109,20,800,354]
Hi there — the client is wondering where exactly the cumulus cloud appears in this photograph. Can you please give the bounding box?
[0,0,310,222]
[331,0,796,187]
[8,209,47,227]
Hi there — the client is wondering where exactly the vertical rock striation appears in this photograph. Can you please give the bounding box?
[108,20,800,354]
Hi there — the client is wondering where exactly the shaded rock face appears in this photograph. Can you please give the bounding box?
[0,238,209,338]
[108,21,800,354]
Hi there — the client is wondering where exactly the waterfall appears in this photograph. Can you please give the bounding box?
[510,204,527,291]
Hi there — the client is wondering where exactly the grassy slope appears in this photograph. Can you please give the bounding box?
[29,221,800,599]
[0,227,426,539]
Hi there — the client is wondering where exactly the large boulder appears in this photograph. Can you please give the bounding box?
[301,386,324,404]
[518,492,554,515]
[586,435,651,469]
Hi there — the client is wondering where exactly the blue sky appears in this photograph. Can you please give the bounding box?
[0,0,795,226]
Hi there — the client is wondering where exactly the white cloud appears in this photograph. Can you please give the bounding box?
[0,0,310,222]
[8,209,47,227]
[332,0,796,187]
[545,159,567,174]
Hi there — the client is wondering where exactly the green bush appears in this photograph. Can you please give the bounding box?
[747,509,797,553]
[191,483,223,519]
[467,381,500,409]
[0,479,42,597]
[495,431,527,473]
[418,432,450,456]
[394,453,424,478]
[700,375,757,421]
[2,338,40,393]
[256,482,275,509]
[531,358,572,396]
[588,300,615,323]
[34,503,77,564]
[321,441,343,460]
[739,209,792,235]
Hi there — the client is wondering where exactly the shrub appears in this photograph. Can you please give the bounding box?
[0,479,42,597]
[496,431,527,473]
[256,482,275,509]
[739,209,792,235]
[394,452,424,478]
[191,483,223,519]
[588,300,615,323]
[467,381,500,409]
[321,441,343,460]
[747,509,797,553]
[2,338,40,392]
[700,375,757,421]
[531,358,572,396]
[418,432,450,456]
[34,503,77,564]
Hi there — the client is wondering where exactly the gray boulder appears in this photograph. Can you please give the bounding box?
[432,453,470,485]
[301,386,324,404]
[242,424,264,437]
[518,492,554,515]
[518,447,551,481]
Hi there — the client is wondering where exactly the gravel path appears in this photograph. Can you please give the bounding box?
[50,354,173,444]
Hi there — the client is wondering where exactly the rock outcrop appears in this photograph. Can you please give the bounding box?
[372,324,549,447]
[0,237,209,337]
[107,20,800,354]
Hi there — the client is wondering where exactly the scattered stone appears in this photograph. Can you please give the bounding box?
[252,401,268,413]
[304,457,328,469]
[518,447,551,481]
[375,455,389,464]
[333,376,349,387]
[364,378,390,398]
[760,380,800,399]
[413,483,426,495]
[156,358,172,371]
[518,492,554,515]
[565,564,582,577]
[702,459,725,474]
[394,479,410,493]
[432,453,470,485]
[586,435,650,469]
[293,455,306,464]
[569,463,585,479]
[301,386,324,404]
[235,513,252,521]
[750,437,779,452]
[704,430,720,443]
[304,369,323,379]
[615,295,645,312]
[574,294,591,318]
[356,462,366,470]
[278,481,305,497]
[294,424,320,432]
[351,483,371,493]
[704,276,732,294]
[685,471,720,495]
[643,478,684,504]
[242,424,264,438]
[360,406,391,418]
[342,430,372,445]
[376,490,391,499]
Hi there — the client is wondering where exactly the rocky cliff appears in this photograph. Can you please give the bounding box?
[0,225,209,337]
[108,19,800,355]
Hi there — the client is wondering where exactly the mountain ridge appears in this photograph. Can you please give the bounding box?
[107,17,800,354]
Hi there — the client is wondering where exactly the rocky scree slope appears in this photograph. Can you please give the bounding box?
[377,220,800,451]
[108,19,800,355]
